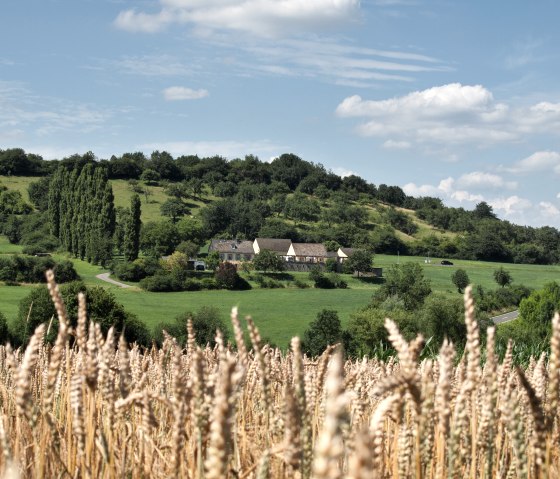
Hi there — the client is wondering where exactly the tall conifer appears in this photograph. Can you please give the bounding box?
[123,194,142,262]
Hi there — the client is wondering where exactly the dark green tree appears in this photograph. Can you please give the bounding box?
[160,198,189,223]
[494,267,512,288]
[301,309,343,356]
[252,249,286,273]
[28,176,51,211]
[205,251,220,271]
[153,306,229,347]
[344,249,374,277]
[124,194,142,262]
[375,262,432,311]
[140,221,179,258]
[451,268,470,293]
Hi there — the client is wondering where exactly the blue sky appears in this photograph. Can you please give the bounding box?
[2,0,560,227]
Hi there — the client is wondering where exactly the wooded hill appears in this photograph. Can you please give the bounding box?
[1,147,559,265]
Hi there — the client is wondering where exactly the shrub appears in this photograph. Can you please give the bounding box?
[301,309,343,356]
[53,260,80,283]
[13,282,149,346]
[328,273,347,289]
[451,268,469,293]
[153,306,229,347]
[114,261,147,282]
[0,255,79,284]
[183,278,202,291]
[139,272,182,292]
[215,262,251,290]
[293,278,309,289]
[199,278,219,290]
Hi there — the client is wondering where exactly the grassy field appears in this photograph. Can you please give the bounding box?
[0,236,23,254]
[374,254,560,296]
[0,175,35,202]
[2,241,560,347]
[111,286,373,347]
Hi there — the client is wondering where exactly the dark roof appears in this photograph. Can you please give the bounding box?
[254,238,292,254]
[209,239,254,255]
[290,243,328,257]
[339,247,356,257]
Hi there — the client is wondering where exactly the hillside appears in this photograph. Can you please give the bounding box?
[0,174,461,252]
[1,147,560,265]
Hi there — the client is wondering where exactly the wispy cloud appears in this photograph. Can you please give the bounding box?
[163,86,209,100]
[337,83,560,148]
[88,54,200,77]
[0,81,114,137]
[223,37,449,87]
[505,37,544,69]
[115,0,362,37]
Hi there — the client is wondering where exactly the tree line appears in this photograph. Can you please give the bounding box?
[3,147,560,265]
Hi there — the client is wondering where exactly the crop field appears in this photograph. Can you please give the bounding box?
[0,280,558,478]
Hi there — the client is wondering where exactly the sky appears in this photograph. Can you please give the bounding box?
[2,1,560,227]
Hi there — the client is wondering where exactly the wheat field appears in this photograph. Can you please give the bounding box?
[0,271,558,478]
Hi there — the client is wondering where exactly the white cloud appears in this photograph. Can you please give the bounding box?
[115,0,361,37]
[163,86,209,100]
[331,167,356,178]
[137,139,285,159]
[489,196,532,217]
[457,171,517,190]
[336,83,560,148]
[507,151,560,174]
[539,201,560,218]
[404,176,482,203]
[383,139,411,149]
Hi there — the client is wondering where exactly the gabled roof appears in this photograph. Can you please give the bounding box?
[338,247,356,257]
[290,243,328,257]
[254,238,292,254]
[209,239,254,255]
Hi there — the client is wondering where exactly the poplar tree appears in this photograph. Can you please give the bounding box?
[123,194,142,262]
[48,163,116,265]
[47,169,63,238]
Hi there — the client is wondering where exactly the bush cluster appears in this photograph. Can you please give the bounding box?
[0,255,79,284]
[113,258,161,282]
[11,281,149,346]
[254,274,285,289]
[308,267,347,289]
[474,284,532,313]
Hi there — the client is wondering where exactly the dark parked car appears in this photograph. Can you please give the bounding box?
[441,260,454,266]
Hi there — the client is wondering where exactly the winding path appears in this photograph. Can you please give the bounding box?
[491,310,519,325]
[96,272,132,289]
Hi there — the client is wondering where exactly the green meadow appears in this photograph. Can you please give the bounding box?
[2,237,560,347]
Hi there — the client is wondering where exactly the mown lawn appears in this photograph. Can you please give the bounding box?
[110,179,213,223]
[0,285,36,322]
[111,286,374,348]
[0,236,23,254]
[0,175,35,202]
[374,254,560,297]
